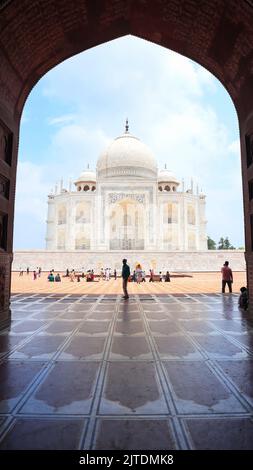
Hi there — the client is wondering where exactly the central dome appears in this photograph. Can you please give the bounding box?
[97,122,157,179]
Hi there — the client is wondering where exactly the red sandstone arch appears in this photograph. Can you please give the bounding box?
[0,0,253,327]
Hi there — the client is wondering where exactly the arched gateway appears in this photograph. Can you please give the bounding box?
[0,0,252,328]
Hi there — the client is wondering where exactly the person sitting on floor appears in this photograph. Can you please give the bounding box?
[165,271,171,282]
[55,273,61,282]
[238,286,248,310]
[48,272,54,282]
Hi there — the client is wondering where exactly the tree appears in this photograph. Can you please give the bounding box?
[218,237,225,249]
[207,236,216,250]
[218,236,235,250]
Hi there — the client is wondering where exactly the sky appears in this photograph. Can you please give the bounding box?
[14,35,244,249]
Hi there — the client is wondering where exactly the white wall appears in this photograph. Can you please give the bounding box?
[13,250,245,273]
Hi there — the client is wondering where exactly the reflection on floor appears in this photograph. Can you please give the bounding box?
[0,293,253,450]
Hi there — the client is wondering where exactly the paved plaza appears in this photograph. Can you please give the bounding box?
[11,271,246,295]
[0,292,252,450]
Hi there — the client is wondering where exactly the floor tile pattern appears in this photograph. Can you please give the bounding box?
[0,293,253,450]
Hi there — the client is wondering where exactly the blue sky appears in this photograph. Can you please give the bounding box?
[14,35,244,249]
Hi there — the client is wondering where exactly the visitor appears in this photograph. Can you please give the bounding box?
[26,267,29,275]
[149,269,154,282]
[55,273,61,282]
[19,268,23,276]
[136,264,142,284]
[165,271,171,282]
[33,270,37,280]
[70,270,75,282]
[221,261,233,293]
[81,272,85,278]
[105,268,110,281]
[38,267,41,277]
[77,274,80,282]
[142,270,146,282]
[114,269,117,280]
[91,270,94,281]
[48,272,54,282]
[66,268,69,277]
[159,271,163,282]
[238,286,248,310]
[100,268,104,280]
[122,258,130,300]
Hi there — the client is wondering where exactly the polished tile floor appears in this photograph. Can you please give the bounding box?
[0,293,253,450]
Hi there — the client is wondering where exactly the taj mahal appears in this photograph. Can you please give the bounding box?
[46,121,207,257]
[13,122,245,272]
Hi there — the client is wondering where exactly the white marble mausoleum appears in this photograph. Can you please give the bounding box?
[45,121,208,255]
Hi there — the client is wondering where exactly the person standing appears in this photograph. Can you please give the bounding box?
[122,258,130,299]
[221,261,233,293]
[114,269,117,280]
[149,269,154,282]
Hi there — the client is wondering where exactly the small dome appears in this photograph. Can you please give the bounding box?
[158,168,179,184]
[74,169,96,184]
[97,121,157,179]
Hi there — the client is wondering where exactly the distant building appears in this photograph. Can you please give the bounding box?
[46,121,207,252]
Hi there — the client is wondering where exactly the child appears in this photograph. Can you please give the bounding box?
[238,287,248,310]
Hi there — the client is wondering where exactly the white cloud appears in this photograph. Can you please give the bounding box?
[228,139,240,155]
[14,161,49,222]
[47,114,77,126]
[49,124,111,174]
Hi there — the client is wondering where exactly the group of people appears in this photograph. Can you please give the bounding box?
[121,259,172,299]
[221,260,248,309]
[19,267,42,279]
[47,271,61,282]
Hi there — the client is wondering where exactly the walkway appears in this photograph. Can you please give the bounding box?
[0,293,252,449]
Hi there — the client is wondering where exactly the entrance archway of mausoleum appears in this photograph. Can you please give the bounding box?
[0,0,252,329]
[108,198,145,251]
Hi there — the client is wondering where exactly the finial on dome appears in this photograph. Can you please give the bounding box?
[125,118,129,133]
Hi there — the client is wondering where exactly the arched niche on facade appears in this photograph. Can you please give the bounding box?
[75,234,90,250]
[188,232,196,250]
[187,206,196,225]
[57,230,65,250]
[109,197,145,250]
[75,202,91,224]
[163,203,178,224]
[57,205,66,225]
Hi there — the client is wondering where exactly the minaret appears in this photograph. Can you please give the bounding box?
[46,192,55,249]
[125,118,129,133]
[191,178,194,193]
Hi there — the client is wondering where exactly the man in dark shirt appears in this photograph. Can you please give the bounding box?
[122,258,130,299]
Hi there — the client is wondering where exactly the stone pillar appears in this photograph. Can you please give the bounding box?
[0,252,12,329]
